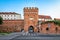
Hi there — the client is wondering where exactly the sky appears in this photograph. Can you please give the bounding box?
[0,0,60,19]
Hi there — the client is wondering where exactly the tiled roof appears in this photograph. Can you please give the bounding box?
[0,12,20,15]
[38,15,52,19]
[3,19,24,21]
[54,18,60,20]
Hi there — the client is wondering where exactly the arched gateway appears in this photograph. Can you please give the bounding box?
[28,26,34,33]
[24,7,38,32]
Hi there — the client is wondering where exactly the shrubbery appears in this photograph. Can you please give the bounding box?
[0,16,3,25]
[41,20,60,26]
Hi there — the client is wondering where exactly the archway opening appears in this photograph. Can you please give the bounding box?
[55,27,58,33]
[46,27,49,31]
[28,26,34,33]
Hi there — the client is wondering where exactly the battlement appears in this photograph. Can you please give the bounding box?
[24,7,38,10]
[24,7,38,12]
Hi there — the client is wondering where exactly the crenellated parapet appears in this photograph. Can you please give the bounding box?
[24,7,38,10]
[24,7,38,12]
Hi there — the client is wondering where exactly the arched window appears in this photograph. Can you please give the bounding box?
[46,27,49,31]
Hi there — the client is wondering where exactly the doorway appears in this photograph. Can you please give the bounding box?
[28,26,34,33]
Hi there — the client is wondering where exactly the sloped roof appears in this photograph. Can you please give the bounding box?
[54,18,60,20]
[3,19,24,21]
[0,12,20,15]
[38,15,52,19]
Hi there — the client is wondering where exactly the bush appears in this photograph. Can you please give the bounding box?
[53,20,60,26]
[0,16,3,25]
[41,20,60,26]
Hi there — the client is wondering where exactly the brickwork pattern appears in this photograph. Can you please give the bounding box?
[41,22,60,34]
[0,20,24,32]
[24,7,38,32]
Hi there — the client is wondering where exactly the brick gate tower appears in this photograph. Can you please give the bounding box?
[24,7,38,32]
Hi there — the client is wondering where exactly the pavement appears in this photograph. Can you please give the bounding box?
[0,32,22,40]
[0,32,60,40]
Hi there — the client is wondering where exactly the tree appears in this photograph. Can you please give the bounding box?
[0,16,3,25]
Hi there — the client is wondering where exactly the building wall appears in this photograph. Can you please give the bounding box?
[24,7,38,32]
[40,22,60,34]
[0,12,21,20]
[0,20,24,32]
[1,20,60,34]
[38,15,52,22]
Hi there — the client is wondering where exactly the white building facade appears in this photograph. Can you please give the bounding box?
[0,12,21,20]
[38,15,52,21]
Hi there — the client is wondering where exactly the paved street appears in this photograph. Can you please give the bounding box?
[11,33,60,40]
[0,32,60,40]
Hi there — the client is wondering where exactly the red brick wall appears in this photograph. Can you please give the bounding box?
[56,25,60,34]
[40,22,56,34]
[40,22,60,34]
[0,19,60,34]
[0,20,24,32]
[24,7,38,32]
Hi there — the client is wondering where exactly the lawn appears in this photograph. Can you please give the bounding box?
[0,32,10,35]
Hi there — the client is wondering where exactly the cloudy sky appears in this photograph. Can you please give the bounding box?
[0,0,60,19]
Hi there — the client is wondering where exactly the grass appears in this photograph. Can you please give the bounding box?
[0,32,10,35]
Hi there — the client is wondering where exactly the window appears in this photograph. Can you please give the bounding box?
[46,27,49,31]
[8,15,9,17]
[56,27,58,31]
[11,15,12,17]
[14,18,15,20]
[29,17,34,20]
[8,18,9,20]
[5,15,6,17]
[11,18,12,20]
[14,15,15,17]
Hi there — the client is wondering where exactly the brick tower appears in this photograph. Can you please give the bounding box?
[24,7,38,32]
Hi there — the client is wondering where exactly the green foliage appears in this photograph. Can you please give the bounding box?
[0,16,3,24]
[0,32,10,35]
[41,20,60,26]
[53,20,60,26]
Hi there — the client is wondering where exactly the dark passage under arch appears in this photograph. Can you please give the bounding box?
[28,26,34,33]
[46,27,49,31]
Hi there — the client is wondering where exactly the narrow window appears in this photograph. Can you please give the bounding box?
[56,27,58,31]
[46,27,49,31]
